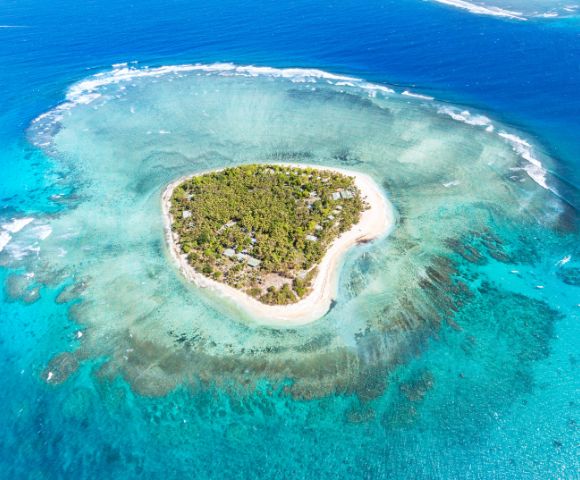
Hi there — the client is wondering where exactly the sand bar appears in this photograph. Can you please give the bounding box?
[162,163,395,326]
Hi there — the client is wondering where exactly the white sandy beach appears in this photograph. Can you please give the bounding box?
[162,163,395,326]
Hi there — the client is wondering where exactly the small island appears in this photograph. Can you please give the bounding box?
[163,163,393,324]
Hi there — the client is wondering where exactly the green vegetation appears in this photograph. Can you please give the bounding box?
[170,164,366,304]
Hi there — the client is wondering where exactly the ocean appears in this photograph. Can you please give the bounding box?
[0,0,578,478]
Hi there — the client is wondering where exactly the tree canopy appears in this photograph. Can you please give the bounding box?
[170,164,366,304]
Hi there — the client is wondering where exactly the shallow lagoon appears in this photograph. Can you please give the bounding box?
[1,63,578,476]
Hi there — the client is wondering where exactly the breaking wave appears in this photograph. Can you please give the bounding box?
[430,0,579,20]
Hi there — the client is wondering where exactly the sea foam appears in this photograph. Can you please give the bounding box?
[32,225,52,241]
[402,90,435,101]
[431,0,526,20]
[434,106,551,191]
[437,107,493,129]
[0,232,11,252]
[499,132,549,190]
[431,0,579,20]
[2,217,34,233]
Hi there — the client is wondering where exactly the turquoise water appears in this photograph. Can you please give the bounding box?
[1,1,579,478]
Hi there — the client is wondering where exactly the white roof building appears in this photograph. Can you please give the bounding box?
[340,190,354,199]
[247,257,261,268]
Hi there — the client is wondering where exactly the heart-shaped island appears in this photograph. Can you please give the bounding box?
[163,163,394,325]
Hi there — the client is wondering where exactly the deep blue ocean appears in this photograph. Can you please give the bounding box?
[0,0,579,478]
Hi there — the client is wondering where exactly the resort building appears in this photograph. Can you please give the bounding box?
[247,257,261,268]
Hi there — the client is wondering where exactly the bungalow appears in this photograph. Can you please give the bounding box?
[332,190,354,201]
[247,256,261,268]
[223,248,236,258]
[305,234,318,242]
[182,210,192,219]
[340,190,354,199]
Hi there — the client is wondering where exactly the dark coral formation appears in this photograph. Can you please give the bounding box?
[43,352,80,385]
[557,267,580,286]
[4,274,41,304]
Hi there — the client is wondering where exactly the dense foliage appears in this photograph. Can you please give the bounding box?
[170,164,366,304]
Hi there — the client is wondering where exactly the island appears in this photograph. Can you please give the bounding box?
[162,164,394,325]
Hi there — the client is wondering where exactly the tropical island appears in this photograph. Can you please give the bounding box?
[163,163,393,324]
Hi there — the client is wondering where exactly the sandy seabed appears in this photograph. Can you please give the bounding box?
[162,163,395,326]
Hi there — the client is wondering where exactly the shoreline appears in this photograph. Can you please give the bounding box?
[161,163,395,326]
